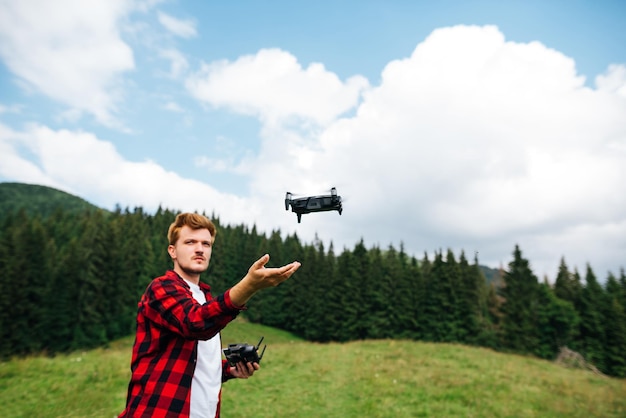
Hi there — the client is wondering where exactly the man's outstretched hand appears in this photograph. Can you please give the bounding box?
[230,254,301,306]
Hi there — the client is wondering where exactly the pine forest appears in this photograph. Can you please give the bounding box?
[0,204,625,378]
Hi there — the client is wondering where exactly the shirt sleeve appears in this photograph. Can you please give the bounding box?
[222,359,235,383]
[140,276,244,340]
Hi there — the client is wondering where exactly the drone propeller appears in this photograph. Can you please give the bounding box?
[285,186,344,198]
[286,190,303,196]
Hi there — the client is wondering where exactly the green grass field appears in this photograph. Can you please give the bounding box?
[1,318,624,417]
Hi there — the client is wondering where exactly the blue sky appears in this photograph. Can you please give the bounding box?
[1,0,625,280]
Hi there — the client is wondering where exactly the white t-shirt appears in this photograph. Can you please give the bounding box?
[184,279,223,418]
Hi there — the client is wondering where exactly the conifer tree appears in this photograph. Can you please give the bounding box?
[70,211,109,348]
[603,298,626,377]
[416,252,432,340]
[554,258,583,307]
[576,265,606,371]
[457,252,484,344]
[500,245,539,354]
[479,282,503,349]
[149,207,178,278]
[113,208,155,337]
[44,239,75,352]
[276,232,306,334]
[317,242,344,342]
[363,246,391,339]
[443,249,463,341]
[11,211,49,353]
[602,273,626,377]
[619,268,626,309]
[0,213,16,357]
[205,223,231,295]
[211,224,249,294]
[348,240,372,340]
[251,230,288,328]
[334,246,362,341]
[38,209,82,352]
[554,258,572,301]
[422,251,458,342]
[405,254,424,339]
[534,283,579,359]
[289,241,332,341]
[604,272,623,309]
[386,243,419,338]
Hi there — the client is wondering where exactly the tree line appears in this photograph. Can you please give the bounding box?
[0,207,624,378]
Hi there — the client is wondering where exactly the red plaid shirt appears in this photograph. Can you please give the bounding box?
[119,270,244,418]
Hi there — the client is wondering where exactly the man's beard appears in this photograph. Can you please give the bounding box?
[180,263,208,276]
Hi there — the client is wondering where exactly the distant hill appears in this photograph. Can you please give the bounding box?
[480,264,504,285]
[0,182,101,219]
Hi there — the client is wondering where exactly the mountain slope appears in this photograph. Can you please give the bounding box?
[0,182,101,218]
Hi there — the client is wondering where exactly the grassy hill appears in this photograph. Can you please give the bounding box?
[0,182,101,219]
[1,319,624,418]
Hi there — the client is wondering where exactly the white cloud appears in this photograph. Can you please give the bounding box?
[596,64,626,97]
[159,48,189,78]
[0,0,138,127]
[185,48,370,126]
[230,25,626,278]
[0,122,257,223]
[0,123,63,188]
[163,101,184,112]
[157,11,197,39]
[0,103,23,114]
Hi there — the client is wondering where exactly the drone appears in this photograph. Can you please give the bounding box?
[285,187,343,223]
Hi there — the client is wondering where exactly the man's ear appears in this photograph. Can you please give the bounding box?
[167,244,176,260]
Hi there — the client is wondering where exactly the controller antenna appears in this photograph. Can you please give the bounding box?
[257,336,266,362]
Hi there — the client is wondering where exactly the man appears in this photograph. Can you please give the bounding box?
[119,212,301,417]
